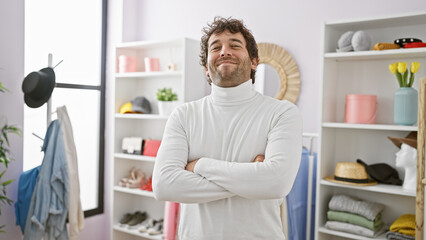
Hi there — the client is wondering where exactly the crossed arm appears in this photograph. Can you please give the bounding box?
[152,106,302,203]
[185,155,265,172]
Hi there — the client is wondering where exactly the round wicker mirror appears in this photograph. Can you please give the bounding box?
[257,43,300,103]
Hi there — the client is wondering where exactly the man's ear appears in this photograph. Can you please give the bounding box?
[251,57,259,70]
[204,67,209,78]
[205,67,212,84]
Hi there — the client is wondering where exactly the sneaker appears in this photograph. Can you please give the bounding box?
[127,211,148,228]
[138,218,155,232]
[118,212,134,226]
[147,219,163,235]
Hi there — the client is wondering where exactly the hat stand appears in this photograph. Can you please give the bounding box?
[46,53,53,127]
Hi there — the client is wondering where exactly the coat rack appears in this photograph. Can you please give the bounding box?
[46,53,53,127]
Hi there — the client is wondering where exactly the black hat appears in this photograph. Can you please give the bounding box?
[357,159,402,185]
[22,67,56,108]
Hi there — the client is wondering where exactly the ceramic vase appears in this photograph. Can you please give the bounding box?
[394,87,418,125]
[158,101,176,116]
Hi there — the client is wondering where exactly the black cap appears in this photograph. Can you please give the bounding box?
[357,159,402,185]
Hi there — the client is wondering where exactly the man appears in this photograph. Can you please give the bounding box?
[153,16,302,240]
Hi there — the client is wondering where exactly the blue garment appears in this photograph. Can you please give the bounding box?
[286,148,317,240]
[23,120,69,240]
[15,165,41,233]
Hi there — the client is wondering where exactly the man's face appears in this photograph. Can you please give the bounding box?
[206,30,258,87]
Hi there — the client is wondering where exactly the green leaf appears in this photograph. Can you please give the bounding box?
[403,71,409,87]
[1,179,14,187]
[396,72,403,87]
[0,82,9,93]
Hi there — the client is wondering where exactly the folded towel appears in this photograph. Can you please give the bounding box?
[325,221,385,238]
[389,214,415,237]
[385,230,415,240]
[329,194,385,221]
[373,43,400,50]
[327,210,383,231]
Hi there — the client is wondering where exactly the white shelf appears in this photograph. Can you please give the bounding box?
[317,13,423,240]
[113,224,162,240]
[324,48,426,61]
[322,122,418,131]
[115,71,182,78]
[114,153,156,162]
[114,186,156,198]
[113,38,206,239]
[115,113,169,120]
[116,38,184,49]
[318,226,386,240]
[320,180,416,197]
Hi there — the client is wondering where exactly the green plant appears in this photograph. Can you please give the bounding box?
[389,62,420,87]
[156,87,178,101]
[0,82,21,233]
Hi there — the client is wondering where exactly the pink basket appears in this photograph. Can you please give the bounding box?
[345,94,377,124]
[144,57,160,72]
[118,55,137,73]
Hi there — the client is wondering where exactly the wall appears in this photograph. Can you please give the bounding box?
[1,0,426,240]
[0,0,24,238]
[122,0,426,135]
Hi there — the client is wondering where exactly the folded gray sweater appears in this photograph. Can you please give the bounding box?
[385,231,415,240]
[328,194,385,221]
[325,221,385,238]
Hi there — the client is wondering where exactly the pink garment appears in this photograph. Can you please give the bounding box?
[163,202,180,240]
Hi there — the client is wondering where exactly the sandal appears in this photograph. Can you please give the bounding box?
[119,166,138,187]
[127,168,145,188]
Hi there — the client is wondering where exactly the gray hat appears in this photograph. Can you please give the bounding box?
[336,30,371,52]
[131,96,152,114]
[352,31,371,51]
[337,31,354,52]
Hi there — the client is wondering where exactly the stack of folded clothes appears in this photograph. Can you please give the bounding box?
[385,214,415,240]
[325,194,386,237]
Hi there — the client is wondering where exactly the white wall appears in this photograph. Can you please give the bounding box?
[122,0,426,135]
[1,0,426,240]
[0,0,24,238]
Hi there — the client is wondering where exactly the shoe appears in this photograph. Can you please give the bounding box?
[118,167,138,187]
[127,211,148,228]
[139,176,152,191]
[138,218,155,233]
[147,219,163,235]
[126,168,145,188]
[118,212,134,226]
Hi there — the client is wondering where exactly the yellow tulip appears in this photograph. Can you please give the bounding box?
[411,62,420,73]
[397,62,407,74]
[389,62,398,74]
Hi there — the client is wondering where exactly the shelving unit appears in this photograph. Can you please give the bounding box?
[316,12,426,240]
[111,38,206,240]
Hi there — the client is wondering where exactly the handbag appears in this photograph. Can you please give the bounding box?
[142,139,161,157]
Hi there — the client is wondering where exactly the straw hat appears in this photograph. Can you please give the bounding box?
[324,162,377,186]
[388,131,417,149]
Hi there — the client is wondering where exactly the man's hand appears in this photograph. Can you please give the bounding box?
[252,155,265,162]
[185,159,200,172]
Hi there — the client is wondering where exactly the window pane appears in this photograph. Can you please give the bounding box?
[51,88,100,210]
[24,0,104,215]
[25,0,102,85]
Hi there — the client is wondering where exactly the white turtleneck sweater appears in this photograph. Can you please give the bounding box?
[153,79,302,240]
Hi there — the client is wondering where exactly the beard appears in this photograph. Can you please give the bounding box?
[208,56,252,87]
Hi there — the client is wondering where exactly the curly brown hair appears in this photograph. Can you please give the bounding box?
[200,16,258,83]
